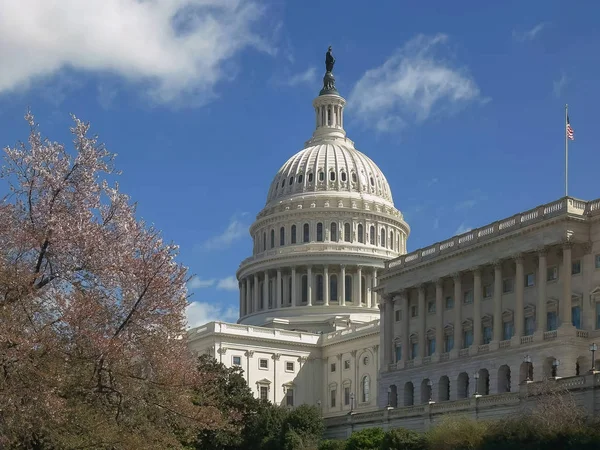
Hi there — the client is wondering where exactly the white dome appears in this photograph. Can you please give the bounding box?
[265,143,394,208]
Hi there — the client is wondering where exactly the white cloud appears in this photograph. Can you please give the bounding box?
[284,67,318,87]
[0,0,270,105]
[348,34,482,132]
[512,23,548,42]
[188,276,216,290]
[455,223,472,235]
[553,74,568,98]
[216,276,238,291]
[186,301,238,329]
[202,214,249,250]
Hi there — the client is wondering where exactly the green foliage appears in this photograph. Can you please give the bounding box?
[345,427,385,450]
[381,427,426,450]
[318,439,347,450]
[426,416,489,450]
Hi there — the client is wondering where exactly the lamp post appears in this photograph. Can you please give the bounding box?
[427,379,433,403]
[590,343,598,372]
[317,400,322,415]
[473,371,480,396]
[387,387,391,408]
[350,392,355,413]
[524,355,532,382]
[552,359,560,378]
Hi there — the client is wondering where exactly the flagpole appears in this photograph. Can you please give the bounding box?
[565,104,568,197]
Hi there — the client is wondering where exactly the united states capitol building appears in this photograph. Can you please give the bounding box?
[187,50,600,436]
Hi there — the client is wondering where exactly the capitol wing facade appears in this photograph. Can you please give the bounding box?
[187,51,407,415]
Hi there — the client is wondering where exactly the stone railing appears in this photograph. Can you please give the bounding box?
[386,197,598,271]
[240,241,398,269]
[324,320,380,343]
[187,321,321,345]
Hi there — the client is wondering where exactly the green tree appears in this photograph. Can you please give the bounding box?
[318,439,346,450]
[345,428,385,450]
[381,427,426,450]
[282,404,325,449]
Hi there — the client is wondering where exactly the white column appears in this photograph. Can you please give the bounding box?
[275,269,282,309]
[473,268,482,346]
[324,266,330,306]
[372,269,378,308]
[240,279,246,316]
[493,262,503,342]
[291,267,297,307]
[514,255,524,338]
[453,274,462,350]
[253,274,259,312]
[307,265,313,307]
[246,277,252,315]
[561,243,573,326]
[357,266,363,306]
[418,285,425,358]
[401,292,409,361]
[383,295,395,367]
[366,272,372,308]
[435,279,443,354]
[340,265,346,306]
[537,249,547,333]
[264,271,270,309]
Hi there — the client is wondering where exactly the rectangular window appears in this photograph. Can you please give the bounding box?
[395,310,401,322]
[427,301,436,313]
[483,284,493,298]
[572,260,581,275]
[330,389,336,408]
[344,360,350,370]
[596,303,600,329]
[547,311,558,331]
[259,358,268,369]
[445,296,454,309]
[444,335,454,353]
[427,338,436,356]
[286,389,294,407]
[463,290,473,304]
[572,306,581,329]
[411,305,418,318]
[596,254,600,269]
[524,316,535,336]
[260,386,268,400]
[286,361,294,372]
[525,273,535,287]
[463,330,473,348]
[502,278,514,293]
[232,356,242,366]
[547,266,558,281]
[344,387,350,406]
[503,321,514,340]
[330,363,336,372]
[395,344,402,362]
[410,342,418,360]
[483,326,492,344]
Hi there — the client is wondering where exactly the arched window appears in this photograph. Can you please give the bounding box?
[280,227,285,246]
[341,171,347,182]
[330,222,337,242]
[289,176,294,185]
[308,172,314,183]
[303,223,310,243]
[352,172,357,183]
[281,179,285,188]
[344,223,351,242]
[297,174,303,183]
[301,275,308,303]
[370,177,374,186]
[288,278,292,306]
[291,225,297,244]
[380,228,386,247]
[317,223,323,242]
[362,375,370,403]
[369,226,375,245]
[345,275,352,303]
[330,275,338,302]
[263,232,266,251]
[270,229,275,248]
[316,275,324,301]
[390,230,394,249]
[329,171,336,181]
[319,171,324,182]
[357,224,364,243]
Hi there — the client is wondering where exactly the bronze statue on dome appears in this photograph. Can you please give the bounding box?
[325,46,335,73]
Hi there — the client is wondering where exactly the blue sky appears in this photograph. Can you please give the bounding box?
[1,0,600,327]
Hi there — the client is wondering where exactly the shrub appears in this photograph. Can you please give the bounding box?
[319,439,347,450]
[426,416,488,450]
[381,427,426,450]
[345,428,385,450]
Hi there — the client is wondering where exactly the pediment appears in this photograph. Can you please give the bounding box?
[256,378,271,385]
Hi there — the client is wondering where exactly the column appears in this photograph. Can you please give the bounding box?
[386,296,395,365]
[473,268,482,346]
[536,249,547,334]
[275,269,282,309]
[453,274,462,350]
[337,354,343,411]
[366,272,372,308]
[340,265,346,306]
[493,262,503,342]
[307,265,313,307]
[291,267,297,307]
[246,277,252,315]
[264,271,269,309]
[254,274,259,312]
[561,243,573,327]
[324,266,330,306]
[401,292,409,360]
[372,270,378,308]
[357,266,363,306]
[418,285,426,358]
[435,279,443,354]
[240,280,246,316]
[514,255,524,338]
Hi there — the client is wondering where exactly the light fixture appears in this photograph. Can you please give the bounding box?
[590,343,598,372]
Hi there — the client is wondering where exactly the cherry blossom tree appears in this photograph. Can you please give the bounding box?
[0,113,219,449]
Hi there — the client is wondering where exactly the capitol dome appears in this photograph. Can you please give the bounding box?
[236,52,409,332]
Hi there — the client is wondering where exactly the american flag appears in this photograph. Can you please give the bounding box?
[567,116,574,141]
